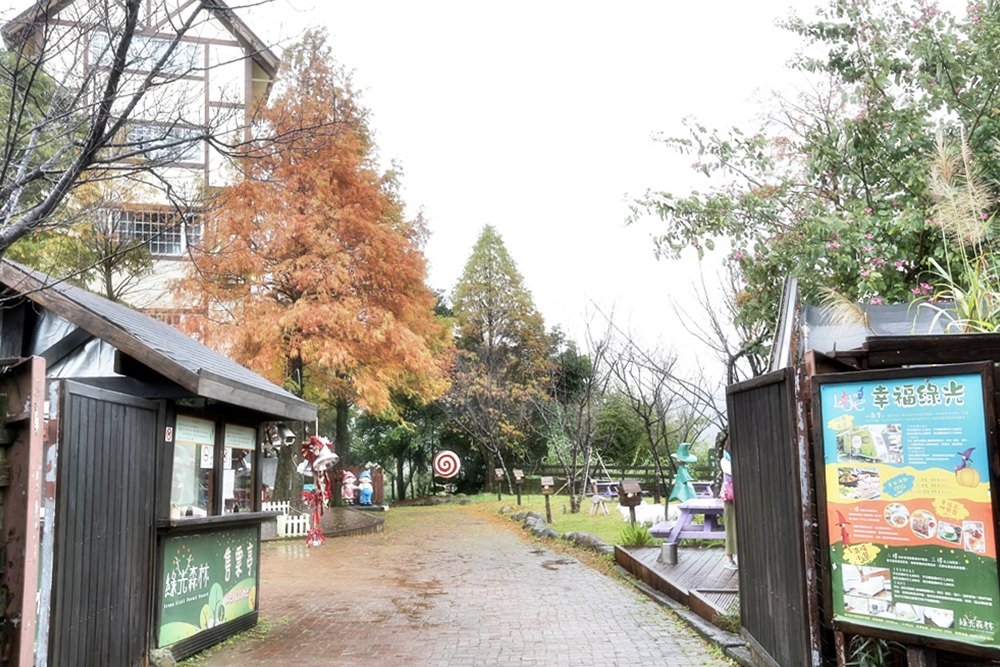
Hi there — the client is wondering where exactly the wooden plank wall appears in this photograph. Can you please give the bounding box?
[727,368,813,667]
[49,383,160,666]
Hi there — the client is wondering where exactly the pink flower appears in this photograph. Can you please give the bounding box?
[826,241,842,250]
[860,269,871,277]
[920,282,933,292]
[871,296,884,305]
[865,233,874,240]
[732,249,746,262]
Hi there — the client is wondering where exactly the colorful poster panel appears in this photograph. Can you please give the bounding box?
[818,369,1000,649]
[158,526,259,647]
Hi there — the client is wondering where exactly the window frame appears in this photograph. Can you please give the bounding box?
[170,414,261,520]
[109,207,202,258]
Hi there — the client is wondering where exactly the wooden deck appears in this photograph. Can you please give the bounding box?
[615,545,739,628]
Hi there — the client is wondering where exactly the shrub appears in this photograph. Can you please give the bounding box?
[619,522,657,547]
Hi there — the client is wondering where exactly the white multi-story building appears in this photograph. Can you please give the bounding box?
[3,0,279,321]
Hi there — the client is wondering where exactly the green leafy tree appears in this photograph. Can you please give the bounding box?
[594,392,648,467]
[633,0,1000,348]
[445,225,550,486]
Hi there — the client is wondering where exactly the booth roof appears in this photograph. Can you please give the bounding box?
[0,260,316,422]
[801,302,951,356]
[769,277,963,372]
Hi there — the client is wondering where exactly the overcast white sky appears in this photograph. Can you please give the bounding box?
[0,0,811,365]
[239,1,809,360]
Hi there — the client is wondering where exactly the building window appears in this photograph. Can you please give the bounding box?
[90,31,202,75]
[110,208,201,257]
[223,425,256,514]
[170,416,259,519]
[126,122,203,162]
[170,415,215,518]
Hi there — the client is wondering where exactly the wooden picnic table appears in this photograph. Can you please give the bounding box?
[649,497,726,544]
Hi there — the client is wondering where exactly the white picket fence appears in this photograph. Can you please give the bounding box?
[264,501,311,538]
[262,500,290,514]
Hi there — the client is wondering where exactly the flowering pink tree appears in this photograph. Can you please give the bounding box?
[634,0,999,340]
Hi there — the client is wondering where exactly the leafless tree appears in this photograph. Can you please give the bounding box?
[531,319,614,513]
[0,0,282,262]
[608,341,711,505]
[669,265,770,385]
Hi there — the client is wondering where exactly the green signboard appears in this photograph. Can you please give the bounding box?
[817,367,1000,650]
[158,526,258,647]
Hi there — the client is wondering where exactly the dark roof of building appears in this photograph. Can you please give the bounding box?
[0,260,315,422]
[2,0,279,77]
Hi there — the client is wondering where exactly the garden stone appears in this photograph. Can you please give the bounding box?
[149,648,176,667]
[499,505,514,514]
[562,531,610,552]
[511,511,528,522]
[538,527,559,539]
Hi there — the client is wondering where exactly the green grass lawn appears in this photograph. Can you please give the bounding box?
[456,492,656,546]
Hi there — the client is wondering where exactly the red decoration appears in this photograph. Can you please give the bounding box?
[302,487,326,547]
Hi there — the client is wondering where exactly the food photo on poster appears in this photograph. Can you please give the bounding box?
[817,368,1000,649]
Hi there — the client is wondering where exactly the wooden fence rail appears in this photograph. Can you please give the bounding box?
[515,467,678,498]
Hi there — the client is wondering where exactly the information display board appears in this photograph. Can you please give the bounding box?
[816,366,1000,649]
[158,526,258,647]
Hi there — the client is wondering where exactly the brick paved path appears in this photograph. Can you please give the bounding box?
[201,506,727,666]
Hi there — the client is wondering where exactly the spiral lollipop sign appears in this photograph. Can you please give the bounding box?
[432,450,461,479]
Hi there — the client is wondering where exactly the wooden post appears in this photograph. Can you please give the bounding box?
[905,647,937,667]
[833,631,847,667]
[629,505,636,525]
[516,485,522,506]
[544,494,552,523]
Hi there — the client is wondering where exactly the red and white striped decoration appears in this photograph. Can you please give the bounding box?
[432,450,461,478]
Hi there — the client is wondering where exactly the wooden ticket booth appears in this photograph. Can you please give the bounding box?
[0,260,316,665]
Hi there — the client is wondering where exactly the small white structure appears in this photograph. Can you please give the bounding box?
[617,500,676,526]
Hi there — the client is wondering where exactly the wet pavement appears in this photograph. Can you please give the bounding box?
[201,505,728,666]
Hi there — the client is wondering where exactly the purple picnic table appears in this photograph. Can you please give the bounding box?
[649,497,727,543]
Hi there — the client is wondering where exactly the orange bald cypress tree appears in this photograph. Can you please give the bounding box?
[183,31,451,498]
